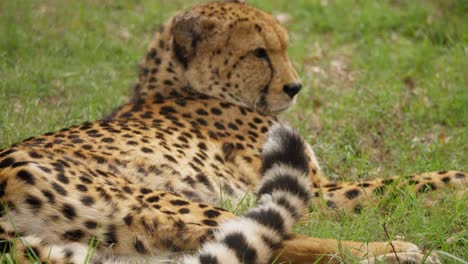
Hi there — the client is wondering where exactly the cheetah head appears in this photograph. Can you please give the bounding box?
[170,1,301,114]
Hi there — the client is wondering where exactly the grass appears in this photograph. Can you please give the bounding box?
[0,0,466,263]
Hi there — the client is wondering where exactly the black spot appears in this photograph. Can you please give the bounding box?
[170,199,189,206]
[57,174,69,184]
[245,208,285,234]
[255,24,262,32]
[75,184,88,192]
[232,119,244,128]
[382,179,394,185]
[101,137,114,143]
[196,174,214,191]
[12,161,31,168]
[62,229,85,241]
[418,182,436,193]
[358,183,371,188]
[199,254,218,264]
[141,147,154,153]
[326,200,337,209]
[0,158,15,168]
[202,219,218,226]
[203,209,221,219]
[38,166,51,173]
[63,249,73,259]
[147,48,157,59]
[91,155,106,164]
[214,122,225,130]
[353,204,363,214]
[42,190,55,204]
[327,186,342,192]
[0,149,15,159]
[62,203,77,220]
[25,195,42,211]
[127,141,138,146]
[196,109,209,116]
[0,181,6,198]
[146,196,160,203]
[210,108,222,115]
[195,118,211,129]
[17,170,35,185]
[222,143,236,162]
[122,186,133,194]
[441,177,451,183]
[178,208,190,214]
[174,98,187,106]
[52,182,67,195]
[103,225,118,245]
[79,175,93,184]
[81,196,95,206]
[134,238,147,254]
[455,173,465,179]
[123,214,133,226]
[223,232,257,264]
[82,144,93,150]
[164,154,177,163]
[198,142,208,151]
[160,106,176,115]
[253,117,263,124]
[345,189,360,199]
[438,171,447,174]
[85,221,98,229]
[140,188,152,194]
[73,150,86,159]
[227,122,239,130]
[71,138,84,144]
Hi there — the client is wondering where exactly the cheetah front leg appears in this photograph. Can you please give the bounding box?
[278,234,440,264]
[301,138,466,213]
[309,170,466,214]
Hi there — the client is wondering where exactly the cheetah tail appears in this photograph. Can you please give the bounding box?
[184,124,311,264]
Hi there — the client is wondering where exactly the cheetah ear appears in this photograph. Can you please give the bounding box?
[172,14,206,68]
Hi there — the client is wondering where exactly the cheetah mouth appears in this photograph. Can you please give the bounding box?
[271,104,291,114]
[254,94,294,115]
[269,101,294,114]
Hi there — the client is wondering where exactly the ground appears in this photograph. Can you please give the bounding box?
[0,0,466,262]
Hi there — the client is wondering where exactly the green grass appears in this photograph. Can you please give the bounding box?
[0,0,466,263]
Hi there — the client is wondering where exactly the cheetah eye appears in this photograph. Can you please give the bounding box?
[253,48,268,59]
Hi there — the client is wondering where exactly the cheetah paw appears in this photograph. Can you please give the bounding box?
[362,240,440,263]
[359,251,440,264]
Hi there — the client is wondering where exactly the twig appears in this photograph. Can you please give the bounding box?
[382,222,401,264]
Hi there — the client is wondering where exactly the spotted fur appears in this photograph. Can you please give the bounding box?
[0,1,463,263]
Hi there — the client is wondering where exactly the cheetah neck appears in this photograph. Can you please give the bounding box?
[131,20,198,102]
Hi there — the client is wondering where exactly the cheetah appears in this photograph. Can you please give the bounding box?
[0,1,464,263]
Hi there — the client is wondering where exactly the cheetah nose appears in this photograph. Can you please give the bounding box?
[283,83,302,98]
